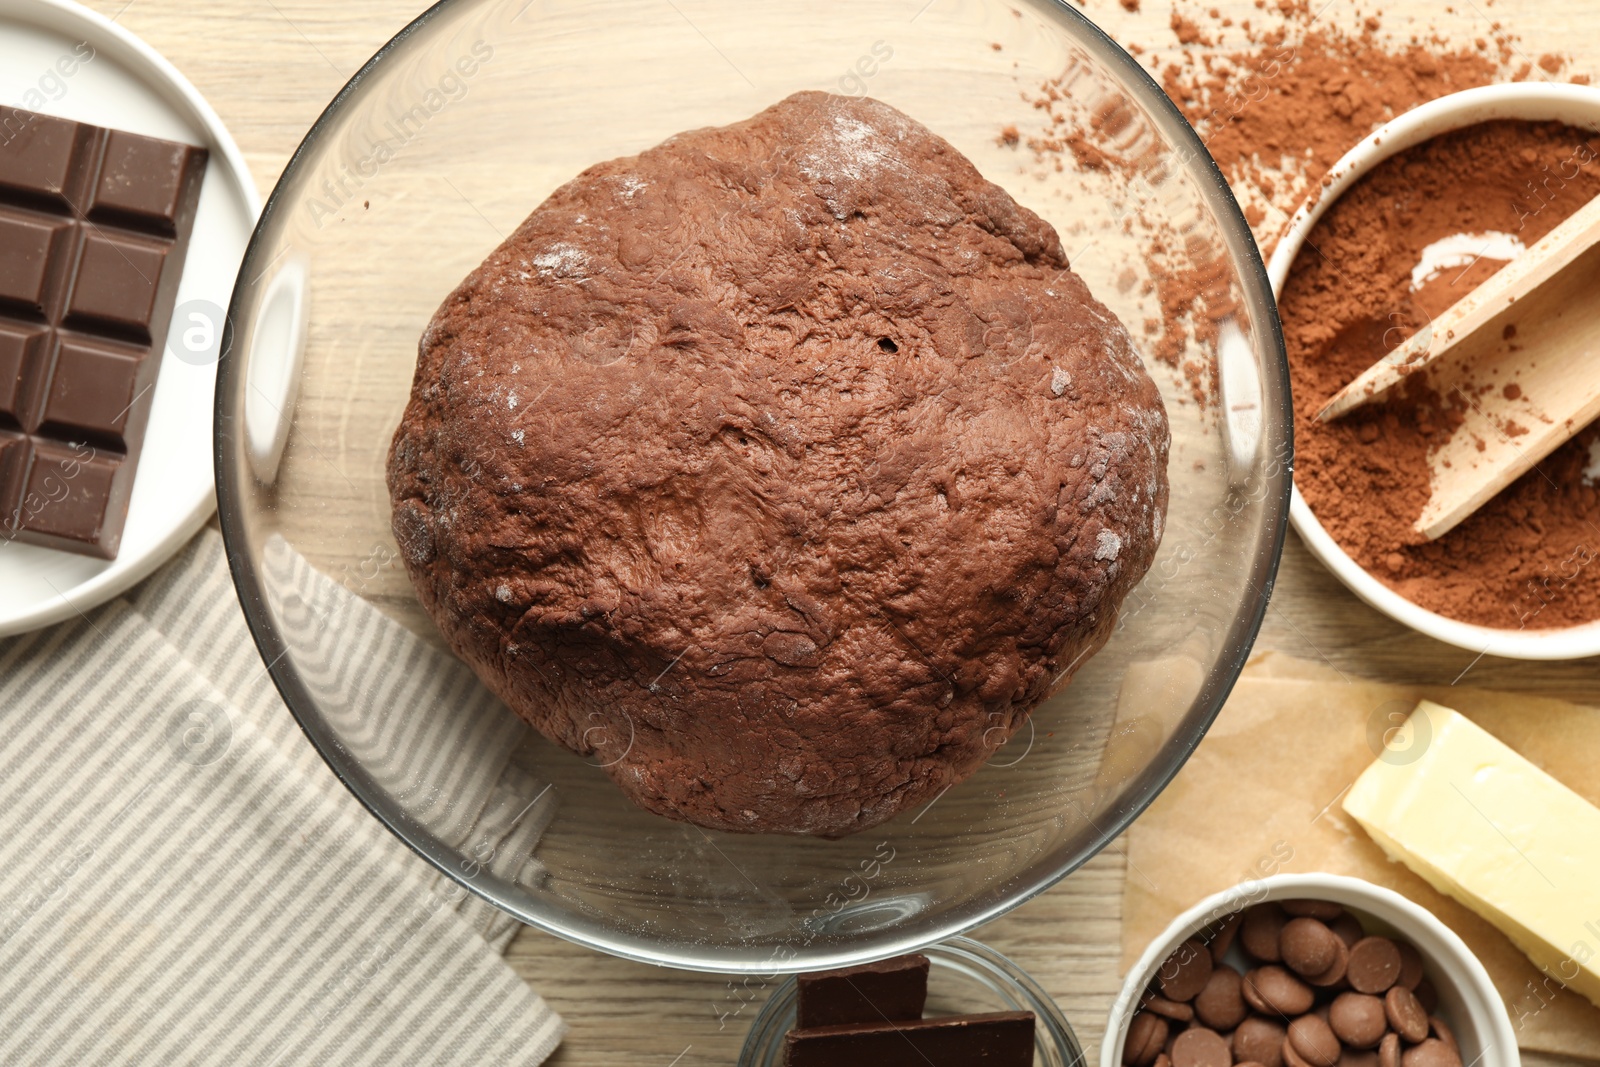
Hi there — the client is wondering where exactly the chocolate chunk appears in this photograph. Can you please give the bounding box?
[784,1010,1035,1067]
[1395,942,1425,991]
[1400,1039,1461,1067]
[1125,1011,1170,1066]
[1282,899,1346,921]
[0,105,206,558]
[1305,934,1350,988]
[1211,911,1244,962]
[1244,965,1315,1016]
[1171,1027,1231,1067]
[1241,904,1290,962]
[1282,918,1342,978]
[1288,1014,1342,1067]
[1383,985,1429,1042]
[1346,937,1402,994]
[1234,1016,1288,1067]
[1142,992,1196,1022]
[1330,913,1365,949]
[1159,938,1215,1002]
[1429,1016,1458,1054]
[1283,1034,1317,1067]
[1328,993,1386,1049]
[796,954,928,1028]
[1414,978,1438,1014]
[1194,965,1247,1030]
[1378,1033,1401,1067]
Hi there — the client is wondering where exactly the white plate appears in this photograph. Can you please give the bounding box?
[0,0,260,636]
[1267,83,1600,661]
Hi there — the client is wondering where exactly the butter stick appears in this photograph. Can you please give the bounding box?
[1343,700,1600,1008]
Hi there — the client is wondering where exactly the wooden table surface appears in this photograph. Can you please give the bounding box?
[69,0,1600,1063]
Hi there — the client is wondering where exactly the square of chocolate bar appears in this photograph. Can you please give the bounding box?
[0,105,206,558]
[796,954,930,1029]
[784,1010,1036,1067]
[0,323,48,422]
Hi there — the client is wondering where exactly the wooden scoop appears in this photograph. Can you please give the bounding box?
[1315,192,1600,541]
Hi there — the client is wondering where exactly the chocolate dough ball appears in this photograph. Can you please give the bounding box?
[388,91,1170,835]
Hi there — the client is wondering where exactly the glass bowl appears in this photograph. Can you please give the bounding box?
[737,937,1082,1067]
[215,0,1290,971]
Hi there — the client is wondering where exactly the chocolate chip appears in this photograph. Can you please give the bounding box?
[1401,1038,1462,1067]
[1195,965,1248,1030]
[1394,941,1424,991]
[1242,904,1290,962]
[1244,966,1316,1016]
[1154,1055,1171,1067]
[1235,1016,1288,1067]
[1212,911,1244,962]
[1171,1027,1232,1067]
[1328,993,1387,1049]
[1429,1016,1458,1054]
[1143,992,1196,1022]
[1339,1050,1380,1067]
[1159,938,1216,1003]
[1383,986,1429,1042]
[1289,1014,1343,1067]
[1415,978,1438,1014]
[1282,918,1342,977]
[1282,1033,1316,1067]
[1282,899,1346,921]
[1347,937,1402,994]
[1305,935,1350,988]
[1378,1033,1401,1067]
[1124,1010,1169,1066]
[1331,913,1365,949]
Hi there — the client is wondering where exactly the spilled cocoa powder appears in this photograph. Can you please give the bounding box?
[1283,120,1600,629]
[1010,3,1542,402]
[1157,11,1517,246]
[1010,3,1600,627]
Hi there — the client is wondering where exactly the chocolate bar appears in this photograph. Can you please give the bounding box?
[796,953,930,1029]
[0,105,206,558]
[784,1009,1036,1066]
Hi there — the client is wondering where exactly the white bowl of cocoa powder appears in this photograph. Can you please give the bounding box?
[1268,83,1600,660]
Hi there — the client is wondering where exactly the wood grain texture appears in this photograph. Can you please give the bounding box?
[84,0,1600,1064]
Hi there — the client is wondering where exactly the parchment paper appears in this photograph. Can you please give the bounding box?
[1119,651,1600,1060]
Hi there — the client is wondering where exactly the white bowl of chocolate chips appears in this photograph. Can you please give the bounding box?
[1104,873,1517,1067]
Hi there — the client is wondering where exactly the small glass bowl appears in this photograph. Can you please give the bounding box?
[737,937,1083,1067]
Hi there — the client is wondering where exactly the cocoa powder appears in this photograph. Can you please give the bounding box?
[1160,14,1512,245]
[1282,120,1600,629]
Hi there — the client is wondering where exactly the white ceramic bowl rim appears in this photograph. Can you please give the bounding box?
[1267,82,1600,661]
[1101,872,1520,1067]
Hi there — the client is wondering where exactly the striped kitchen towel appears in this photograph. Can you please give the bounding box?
[132,530,553,950]
[0,530,563,1066]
